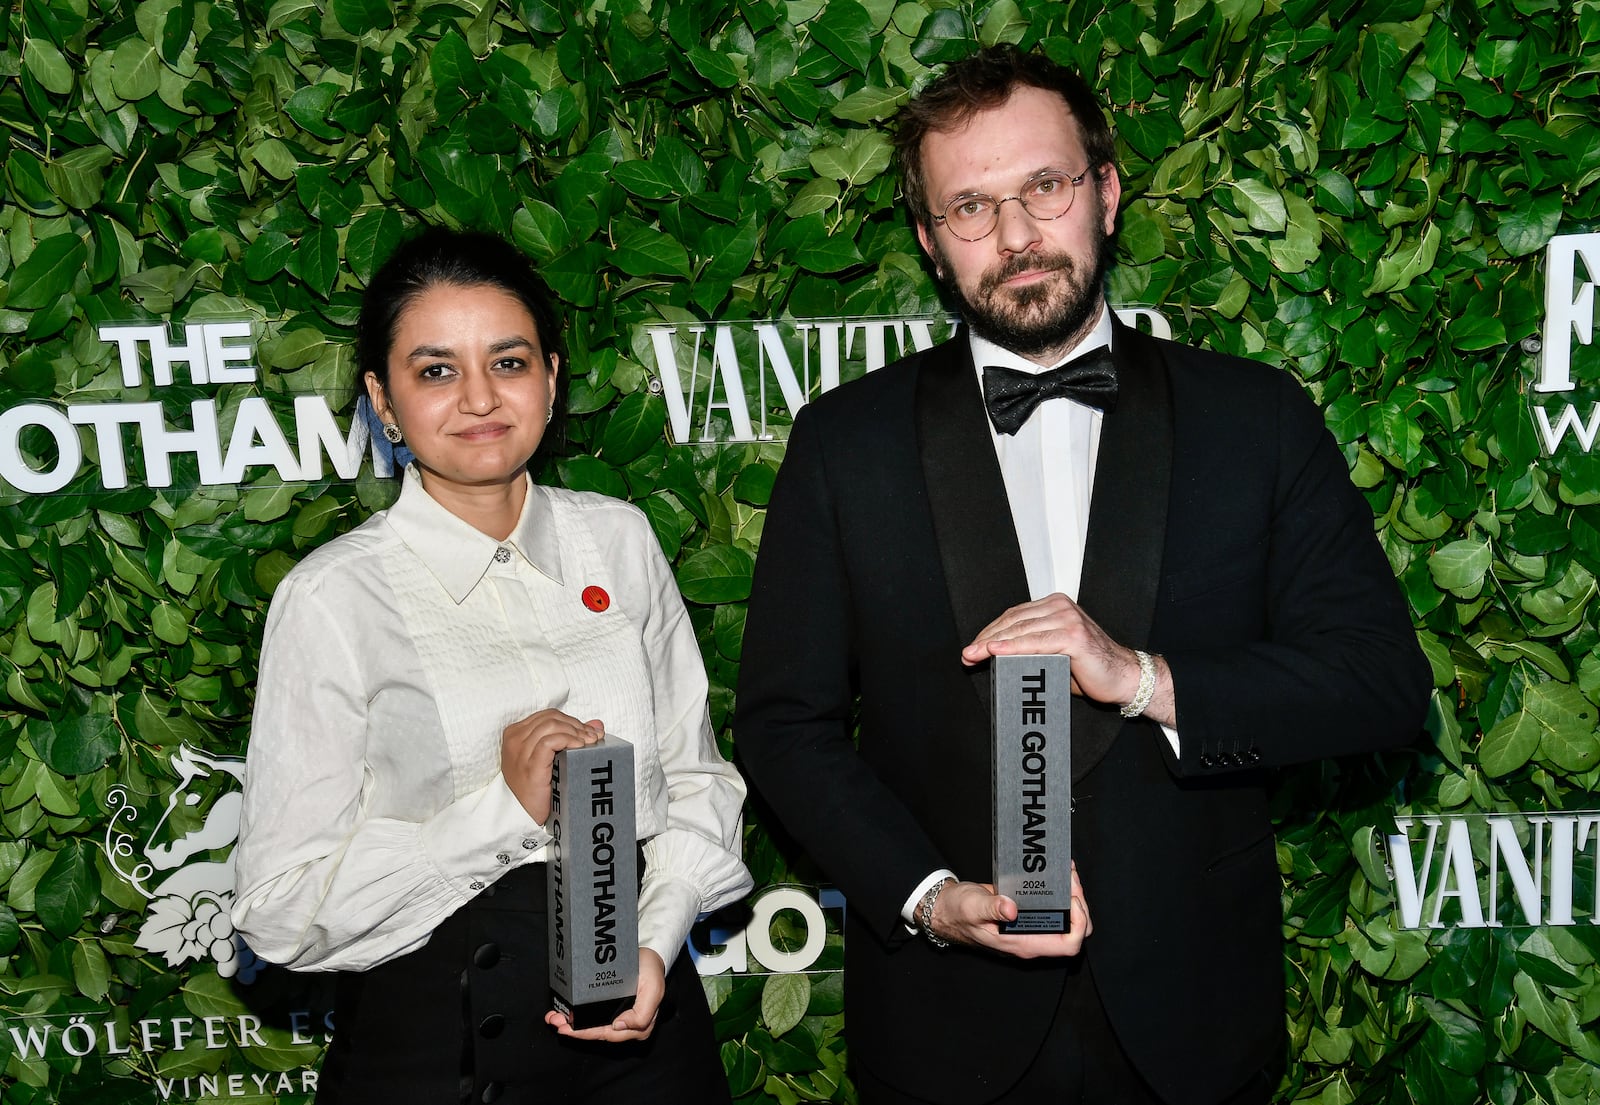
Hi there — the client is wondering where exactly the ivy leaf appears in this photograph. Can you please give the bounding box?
[830,86,908,124]
[676,545,755,604]
[761,972,811,1038]
[809,1,875,73]
[1427,539,1490,598]
[346,208,406,284]
[977,0,1028,46]
[1366,222,1440,296]
[110,38,161,101]
[72,939,113,1001]
[512,201,570,262]
[244,231,294,281]
[911,8,973,65]
[1447,314,1506,352]
[0,904,19,956]
[601,393,667,464]
[722,1039,765,1096]
[8,234,87,309]
[284,83,342,141]
[296,225,341,298]
[35,842,96,939]
[1528,682,1600,772]
[330,0,392,35]
[23,39,75,95]
[688,45,741,88]
[26,711,119,776]
[1479,698,1542,777]
[1496,194,1563,257]
[1230,180,1288,233]
[557,456,629,499]
[809,131,893,186]
[613,227,693,279]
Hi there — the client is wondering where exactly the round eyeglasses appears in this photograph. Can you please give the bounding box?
[931,169,1092,243]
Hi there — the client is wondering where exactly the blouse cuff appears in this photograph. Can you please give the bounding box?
[639,829,755,971]
[638,876,702,972]
[420,775,551,893]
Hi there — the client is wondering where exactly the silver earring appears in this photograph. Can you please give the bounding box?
[545,405,554,426]
[382,422,404,444]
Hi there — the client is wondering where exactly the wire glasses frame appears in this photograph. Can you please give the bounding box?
[930,168,1094,242]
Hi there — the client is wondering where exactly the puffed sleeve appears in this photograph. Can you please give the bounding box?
[231,566,549,971]
[631,529,753,971]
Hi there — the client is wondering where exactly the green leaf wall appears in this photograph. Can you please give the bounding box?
[2,1,1599,1103]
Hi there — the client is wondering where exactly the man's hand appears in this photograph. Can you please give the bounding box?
[961,593,1174,726]
[926,864,1092,959]
[501,710,604,824]
[544,948,667,1041]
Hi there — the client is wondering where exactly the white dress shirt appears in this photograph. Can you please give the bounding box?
[233,466,753,973]
[903,307,1175,924]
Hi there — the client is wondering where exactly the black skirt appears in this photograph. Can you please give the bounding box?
[316,862,731,1105]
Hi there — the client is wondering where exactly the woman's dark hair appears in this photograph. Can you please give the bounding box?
[893,45,1117,231]
[355,226,569,459]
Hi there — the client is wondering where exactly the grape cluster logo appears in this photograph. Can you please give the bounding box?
[103,745,261,982]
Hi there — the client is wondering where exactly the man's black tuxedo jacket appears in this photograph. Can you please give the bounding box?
[734,322,1429,1105]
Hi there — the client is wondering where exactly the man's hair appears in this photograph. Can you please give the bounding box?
[894,45,1116,230]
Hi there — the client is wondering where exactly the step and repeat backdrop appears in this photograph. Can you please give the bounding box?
[1,1,1599,1103]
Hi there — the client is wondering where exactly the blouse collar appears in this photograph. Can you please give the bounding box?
[384,465,563,603]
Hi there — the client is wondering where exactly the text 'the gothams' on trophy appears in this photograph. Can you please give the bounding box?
[992,655,1072,934]
[548,735,639,1029]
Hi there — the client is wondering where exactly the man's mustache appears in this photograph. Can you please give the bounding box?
[979,251,1077,296]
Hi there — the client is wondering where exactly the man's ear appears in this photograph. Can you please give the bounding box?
[1097,165,1122,237]
[915,221,941,278]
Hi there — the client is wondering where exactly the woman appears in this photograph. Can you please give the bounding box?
[232,227,752,1104]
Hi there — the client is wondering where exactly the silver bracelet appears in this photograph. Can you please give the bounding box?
[918,877,954,949]
[1119,650,1158,718]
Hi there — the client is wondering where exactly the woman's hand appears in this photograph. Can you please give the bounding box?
[544,948,667,1042]
[500,709,604,823]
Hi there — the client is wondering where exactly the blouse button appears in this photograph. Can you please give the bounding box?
[496,852,510,865]
[522,838,538,850]
[469,880,485,891]
[493,546,511,564]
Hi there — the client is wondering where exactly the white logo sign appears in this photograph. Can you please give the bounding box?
[0,321,390,494]
[1532,232,1600,451]
[641,308,1173,445]
[689,885,845,974]
[1386,812,1600,929]
[104,744,261,981]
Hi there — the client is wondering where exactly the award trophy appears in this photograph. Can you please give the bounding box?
[547,735,639,1028]
[991,655,1072,934]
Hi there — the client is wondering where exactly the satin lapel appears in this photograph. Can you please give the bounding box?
[1071,321,1174,779]
[915,344,1032,708]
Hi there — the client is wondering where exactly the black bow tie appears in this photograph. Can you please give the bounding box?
[981,347,1118,435]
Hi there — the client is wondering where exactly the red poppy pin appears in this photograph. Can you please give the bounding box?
[582,585,610,612]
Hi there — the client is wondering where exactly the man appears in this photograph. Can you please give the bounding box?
[734,46,1430,1105]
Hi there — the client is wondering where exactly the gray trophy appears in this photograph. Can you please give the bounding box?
[547,735,639,1028]
[991,654,1072,934]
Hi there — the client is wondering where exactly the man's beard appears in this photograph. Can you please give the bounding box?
[932,220,1115,360]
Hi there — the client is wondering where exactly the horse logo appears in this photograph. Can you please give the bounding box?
[104,744,261,982]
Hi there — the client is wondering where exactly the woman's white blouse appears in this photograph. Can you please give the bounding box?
[232,468,752,972]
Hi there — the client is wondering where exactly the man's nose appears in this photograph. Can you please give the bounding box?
[993,196,1044,254]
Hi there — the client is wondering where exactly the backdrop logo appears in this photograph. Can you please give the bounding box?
[689,885,845,975]
[1386,812,1600,929]
[0,321,389,494]
[104,745,261,982]
[640,309,1173,445]
[1532,232,1600,451]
